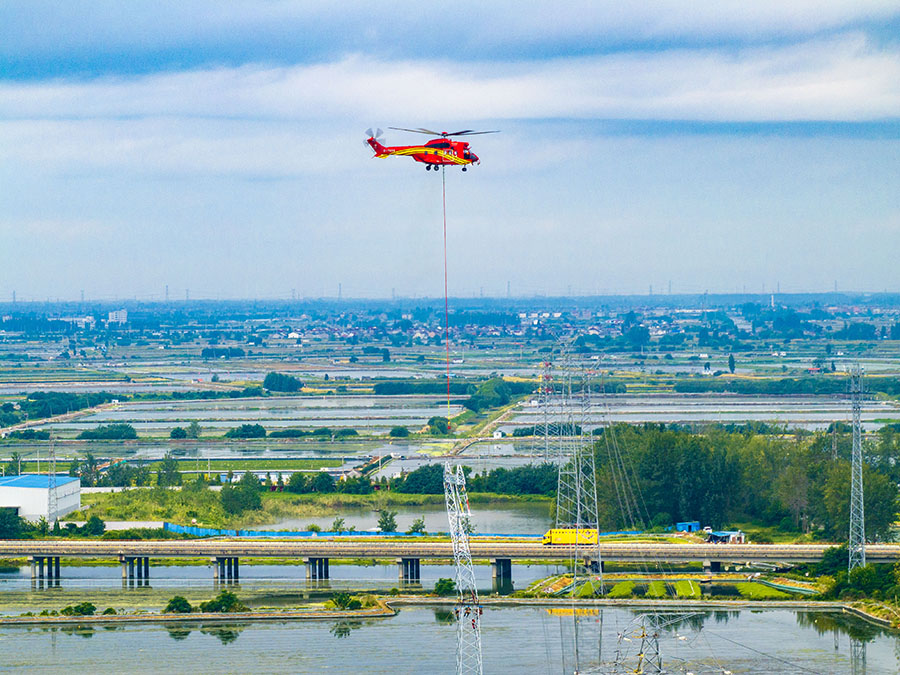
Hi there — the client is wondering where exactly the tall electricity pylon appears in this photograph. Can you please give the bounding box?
[444,463,483,675]
[851,638,866,675]
[849,363,866,572]
[47,438,58,526]
[555,367,602,577]
[533,359,554,461]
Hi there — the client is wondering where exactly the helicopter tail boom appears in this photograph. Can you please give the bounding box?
[367,136,391,157]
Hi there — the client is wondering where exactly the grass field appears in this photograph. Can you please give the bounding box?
[674,580,701,599]
[646,580,668,598]
[147,458,342,472]
[736,582,793,600]
[607,581,636,598]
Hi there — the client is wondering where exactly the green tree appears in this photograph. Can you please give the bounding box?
[186,421,202,439]
[170,426,187,439]
[395,464,444,494]
[389,426,410,438]
[428,416,450,435]
[263,372,304,392]
[406,516,426,535]
[199,589,246,613]
[157,452,182,487]
[331,517,346,532]
[434,578,456,596]
[77,423,137,440]
[728,354,736,374]
[286,472,308,493]
[164,595,193,614]
[0,508,23,538]
[822,462,899,541]
[220,473,262,515]
[312,471,336,493]
[75,453,101,487]
[377,509,398,532]
[224,424,267,439]
[4,452,22,476]
[331,592,360,610]
[84,515,106,536]
[61,602,96,616]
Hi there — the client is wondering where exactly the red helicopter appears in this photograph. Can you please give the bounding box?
[365,127,498,171]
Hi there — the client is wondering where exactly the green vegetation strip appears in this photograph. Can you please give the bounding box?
[647,580,668,599]
[607,581,636,598]
[674,580,701,599]
[147,459,342,471]
[737,582,793,600]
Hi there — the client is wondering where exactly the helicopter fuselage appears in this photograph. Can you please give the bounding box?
[367,136,479,167]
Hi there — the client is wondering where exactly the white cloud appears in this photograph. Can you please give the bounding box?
[1,35,897,127]
[1,1,898,60]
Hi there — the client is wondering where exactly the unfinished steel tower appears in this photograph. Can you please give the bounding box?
[444,463,483,675]
[555,366,602,578]
[47,438,58,526]
[849,363,866,572]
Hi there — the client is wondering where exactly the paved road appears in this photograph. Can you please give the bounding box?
[1,540,897,564]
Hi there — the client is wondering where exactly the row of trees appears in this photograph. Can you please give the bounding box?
[591,424,899,539]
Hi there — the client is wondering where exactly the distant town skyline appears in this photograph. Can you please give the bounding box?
[1,2,898,300]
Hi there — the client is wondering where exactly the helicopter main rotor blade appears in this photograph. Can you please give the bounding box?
[450,130,500,136]
[389,126,442,136]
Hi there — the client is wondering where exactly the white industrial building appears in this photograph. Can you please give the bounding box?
[0,474,81,522]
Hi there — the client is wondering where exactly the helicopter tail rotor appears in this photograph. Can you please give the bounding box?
[363,127,384,153]
[365,128,388,155]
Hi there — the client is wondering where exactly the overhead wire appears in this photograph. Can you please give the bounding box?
[442,165,451,420]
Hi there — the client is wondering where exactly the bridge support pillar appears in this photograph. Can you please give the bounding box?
[213,557,239,581]
[305,557,329,580]
[491,558,512,584]
[397,558,421,582]
[54,556,61,578]
[703,560,722,574]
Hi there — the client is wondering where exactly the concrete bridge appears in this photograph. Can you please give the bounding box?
[2,540,897,585]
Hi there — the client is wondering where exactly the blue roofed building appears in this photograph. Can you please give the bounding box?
[0,474,81,522]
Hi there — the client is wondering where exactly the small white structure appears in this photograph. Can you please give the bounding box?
[107,308,128,325]
[0,474,81,522]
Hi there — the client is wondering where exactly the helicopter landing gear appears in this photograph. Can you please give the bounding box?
[462,166,467,172]
[426,165,432,171]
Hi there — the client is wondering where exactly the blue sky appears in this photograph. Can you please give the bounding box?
[1,1,899,300]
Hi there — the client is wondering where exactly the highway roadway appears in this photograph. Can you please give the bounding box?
[1,540,898,565]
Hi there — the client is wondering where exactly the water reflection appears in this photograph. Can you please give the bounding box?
[433,609,454,624]
[199,624,246,645]
[166,626,192,641]
[59,624,95,639]
[5,607,898,673]
[329,620,362,639]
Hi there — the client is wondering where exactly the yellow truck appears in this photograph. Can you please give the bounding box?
[542,528,599,545]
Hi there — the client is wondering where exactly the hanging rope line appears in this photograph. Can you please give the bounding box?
[442,166,451,420]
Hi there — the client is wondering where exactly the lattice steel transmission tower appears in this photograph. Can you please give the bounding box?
[849,363,866,572]
[533,359,554,461]
[47,438,58,526]
[444,463,483,675]
[554,360,602,586]
[851,638,866,675]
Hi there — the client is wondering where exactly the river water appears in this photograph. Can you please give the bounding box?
[263,502,553,535]
[0,605,897,673]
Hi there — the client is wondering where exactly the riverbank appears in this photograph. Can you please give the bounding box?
[72,489,551,529]
[2,595,897,632]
